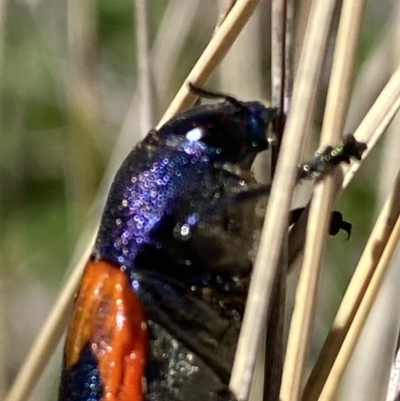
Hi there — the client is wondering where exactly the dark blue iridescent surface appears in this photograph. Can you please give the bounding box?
[95,101,276,272]
[59,346,102,401]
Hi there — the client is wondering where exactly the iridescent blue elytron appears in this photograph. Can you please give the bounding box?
[95,98,276,272]
[91,88,277,401]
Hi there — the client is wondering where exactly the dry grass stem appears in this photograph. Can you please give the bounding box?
[386,341,400,401]
[152,0,201,103]
[344,21,394,135]
[4,235,95,401]
[4,1,99,399]
[105,0,201,187]
[343,64,400,188]
[0,293,5,399]
[218,1,262,98]
[215,0,237,34]
[284,0,294,113]
[157,0,263,128]
[135,0,155,134]
[230,0,338,399]
[0,0,6,78]
[281,1,366,400]
[215,5,264,400]
[258,2,295,399]
[0,2,8,397]
[317,186,400,401]
[303,170,400,400]
[271,0,294,113]
[271,0,285,110]
[66,0,99,219]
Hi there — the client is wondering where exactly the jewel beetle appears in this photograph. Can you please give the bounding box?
[58,85,366,401]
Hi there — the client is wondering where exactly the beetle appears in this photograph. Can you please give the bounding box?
[58,85,366,401]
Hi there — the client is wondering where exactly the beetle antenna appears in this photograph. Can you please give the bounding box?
[188,83,244,109]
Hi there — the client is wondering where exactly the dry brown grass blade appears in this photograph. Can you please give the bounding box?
[218,0,262,98]
[215,0,237,34]
[317,185,400,401]
[303,165,400,401]
[386,343,400,401]
[152,0,201,104]
[0,0,8,397]
[271,0,285,110]
[230,0,338,399]
[343,64,400,189]
[0,290,5,400]
[289,62,400,279]
[4,1,99,400]
[304,24,400,390]
[66,0,100,236]
[271,0,294,113]
[0,0,6,78]
[103,0,201,187]
[283,0,294,113]
[135,0,155,134]
[281,1,366,401]
[260,1,295,400]
[215,4,264,400]
[289,61,400,265]
[281,0,364,401]
[4,235,95,401]
[157,0,263,128]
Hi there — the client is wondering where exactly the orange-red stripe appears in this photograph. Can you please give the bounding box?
[65,260,148,401]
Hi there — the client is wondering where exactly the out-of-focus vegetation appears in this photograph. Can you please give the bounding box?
[1,1,399,401]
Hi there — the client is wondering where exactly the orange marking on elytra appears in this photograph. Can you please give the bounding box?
[65,260,148,401]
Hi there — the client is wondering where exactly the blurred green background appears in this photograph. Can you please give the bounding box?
[1,1,399,400]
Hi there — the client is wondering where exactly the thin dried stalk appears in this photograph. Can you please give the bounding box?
[282,1,366,401]
[0,0,6,78]
[344,20,394,136]
[289,63,400,279]
[230,0,338,399]
[260,1,294,400]
[135,0,155,134]
[153,0,201,104]
[304,11,400,398]
[157,0,263,128]
[215,4,264,400]
[318,193,400,401]
[303,170,400,400]
[343,64,400,188]
[0,290,5,400]
[215,0,237,34]
[66,0,100,237]
[4,236,95,401]
[271,0,285,110]
[218,2,262,98]
[271,0,294,113]
[383,9,400,401]
[386,343,400,401]
[284,0,294,113]
[105,0,201,186]
[5,1,98,400]
[345,8,400,397]
[0,0,8,397]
